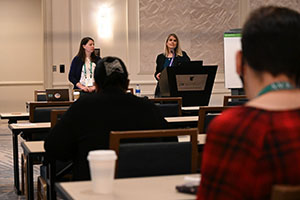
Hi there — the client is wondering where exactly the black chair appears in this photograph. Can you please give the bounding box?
[34,90,47,101]
[149,97,182,117]
[223,95,248,106]
[50,109,67,128]
[109,128,198,178]
[37,109,72,200]
[28,101,72,123]
[197,106,228,171]
[197,106,229,134]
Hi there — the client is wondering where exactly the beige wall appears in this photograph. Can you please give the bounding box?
[0,0,43,112]
[1,0,298,112]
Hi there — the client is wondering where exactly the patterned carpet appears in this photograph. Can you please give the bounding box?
[0,119,39,200]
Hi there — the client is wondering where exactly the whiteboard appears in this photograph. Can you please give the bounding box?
[224,34,242,88]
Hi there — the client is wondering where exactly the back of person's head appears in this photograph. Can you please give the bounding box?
[242,6,300,85]
[77,36,97,62]
[94,56,129,91]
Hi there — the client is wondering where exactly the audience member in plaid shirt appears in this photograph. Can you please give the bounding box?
[197,6,300,200]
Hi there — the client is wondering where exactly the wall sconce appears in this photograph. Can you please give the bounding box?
[97,5,113,39]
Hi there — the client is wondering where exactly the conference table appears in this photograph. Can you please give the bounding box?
[21,141,45,200]
[56,174,200,200]
[181,106,200,116]
[8,122,50,194]
[20,134,206,200]
[8,116,199,195]
[0,112,29,124]
[165,116,198,128]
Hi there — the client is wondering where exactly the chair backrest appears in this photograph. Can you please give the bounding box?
[149,97,182,117]
[28,101,72,122]
[223,95,248,106]
[109,128,198,178]
[271,185,300,200]
[197,106,229,134]
[50,109,67,127]
[34,90,47,101]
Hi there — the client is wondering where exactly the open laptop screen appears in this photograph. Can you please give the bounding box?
[46,89,69,101]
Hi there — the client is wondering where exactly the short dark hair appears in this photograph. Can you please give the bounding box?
[94,56,128,90]
[242,6,300,85]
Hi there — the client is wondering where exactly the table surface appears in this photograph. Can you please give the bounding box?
[8,122,51,130]
[0,112,29,118]
[181,106,200,111]
[21,134,206,148]
[22,141,45,153]
[165,116,198,123]
[8,116,197,130]
[178,134,206,145]
[56,174,199,200]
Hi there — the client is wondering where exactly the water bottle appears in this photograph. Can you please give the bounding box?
[135,84,141,97]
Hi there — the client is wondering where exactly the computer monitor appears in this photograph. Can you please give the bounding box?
[178,60,203,68]
[94,48,100,57]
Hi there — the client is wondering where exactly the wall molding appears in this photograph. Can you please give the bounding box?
[0,81,44,86]
[52,81,71,87]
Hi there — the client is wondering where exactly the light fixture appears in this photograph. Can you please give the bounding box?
[97,5,113,39]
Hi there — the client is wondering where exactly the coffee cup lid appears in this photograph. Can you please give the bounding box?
[87,150,117,161]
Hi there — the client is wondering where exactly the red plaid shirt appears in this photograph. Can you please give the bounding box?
[197,106,300,200]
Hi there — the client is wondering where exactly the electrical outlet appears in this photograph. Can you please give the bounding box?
[53,65,57,72]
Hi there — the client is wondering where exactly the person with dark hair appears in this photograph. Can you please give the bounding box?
[154,33,190,97]
[68,37,101,93]
[197,6,300,200]
[45,56,170,180]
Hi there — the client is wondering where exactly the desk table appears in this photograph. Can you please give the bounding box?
[8,122,50,194]
[182,106,200,111]
[181,106,200,116]
[178,134,206,145]
[0,112,29,124]
[21,141,45,200]
[56,174,199,200]
[165,116,198,128]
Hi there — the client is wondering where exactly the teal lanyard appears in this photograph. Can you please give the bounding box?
[83,61,93,79]
[257,82,294,97]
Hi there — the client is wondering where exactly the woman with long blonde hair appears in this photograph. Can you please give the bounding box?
[154,33,190,97]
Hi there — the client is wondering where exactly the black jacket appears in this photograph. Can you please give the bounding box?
[154,51,190,96]
[44,87,169,180]
[68,56,101,89]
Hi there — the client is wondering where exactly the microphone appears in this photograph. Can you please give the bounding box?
[170,49,175,57]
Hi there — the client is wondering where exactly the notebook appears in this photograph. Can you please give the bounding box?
[45,89,70,101]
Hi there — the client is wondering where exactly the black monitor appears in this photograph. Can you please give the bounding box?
[94,48,100,57]
[178,60,203,68]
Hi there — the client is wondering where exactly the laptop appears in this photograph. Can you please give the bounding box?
[178,60,203,67]
[46,89,70,101]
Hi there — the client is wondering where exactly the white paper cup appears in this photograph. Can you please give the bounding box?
[73,91,80,101]
[87,150,117,194]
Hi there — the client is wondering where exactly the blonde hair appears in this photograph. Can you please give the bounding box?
[164,33,183,57]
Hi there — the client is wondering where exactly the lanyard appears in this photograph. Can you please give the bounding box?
[257,82,294,97]
[169,53,175,67]
[83,61,93,79]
